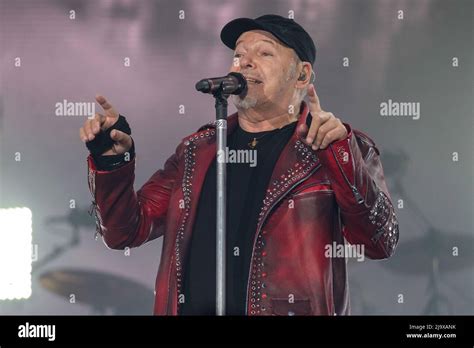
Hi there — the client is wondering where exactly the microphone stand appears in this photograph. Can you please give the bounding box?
[213,88,228,316]
[196,72,246,316]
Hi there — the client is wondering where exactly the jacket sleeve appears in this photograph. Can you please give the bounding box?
[318,123,399,259]
[87,141,183,250]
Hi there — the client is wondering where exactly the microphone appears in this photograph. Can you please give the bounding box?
[195,72,247,95]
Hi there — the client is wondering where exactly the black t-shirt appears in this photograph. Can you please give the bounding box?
[180,119,298,315]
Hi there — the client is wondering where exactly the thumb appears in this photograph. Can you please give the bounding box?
[110,129,129,143]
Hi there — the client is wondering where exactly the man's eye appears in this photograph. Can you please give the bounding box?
[262,52,273,57]
[234,53,242,58]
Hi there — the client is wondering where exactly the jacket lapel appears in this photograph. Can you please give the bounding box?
[186,101,322,236]
[175,114,240,262]
[254,101,322,232]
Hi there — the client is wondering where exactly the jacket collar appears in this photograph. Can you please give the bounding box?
[185,101,321,227]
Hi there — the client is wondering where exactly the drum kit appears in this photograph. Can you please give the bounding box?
[37,207,154,315]
[39,268,153,315]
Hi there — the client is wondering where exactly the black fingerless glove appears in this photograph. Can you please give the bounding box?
[86,115,131,156]
[86,115,135,171]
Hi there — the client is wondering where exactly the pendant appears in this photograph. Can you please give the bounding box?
[248,138,258,148]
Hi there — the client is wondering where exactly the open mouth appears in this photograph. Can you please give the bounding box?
[245,77,262,84]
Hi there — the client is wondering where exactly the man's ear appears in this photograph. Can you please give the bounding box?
[296,62,312,89]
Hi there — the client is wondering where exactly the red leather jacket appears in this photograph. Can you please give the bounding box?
[86,101,399,316]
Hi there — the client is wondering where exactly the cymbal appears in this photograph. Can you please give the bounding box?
[381,230,474,275]
[39,268,154,314]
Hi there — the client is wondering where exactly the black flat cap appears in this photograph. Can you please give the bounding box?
[220,14,316,66]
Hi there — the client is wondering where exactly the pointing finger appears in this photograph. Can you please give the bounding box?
[95,95,119,118]
[307,84,322,113]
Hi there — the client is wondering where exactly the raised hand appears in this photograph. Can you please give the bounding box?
[297,84,347,150]
[79,95,133,156]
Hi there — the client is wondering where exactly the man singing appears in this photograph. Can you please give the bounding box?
[79,14,399,315]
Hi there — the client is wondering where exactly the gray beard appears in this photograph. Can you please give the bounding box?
[231,94,258,110]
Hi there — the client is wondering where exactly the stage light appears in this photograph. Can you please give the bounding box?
[0,207,32,300]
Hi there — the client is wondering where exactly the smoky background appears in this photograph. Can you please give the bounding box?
[0,0,472,315]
